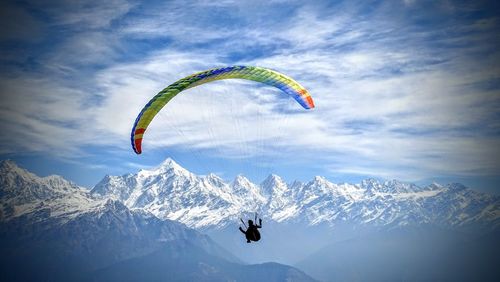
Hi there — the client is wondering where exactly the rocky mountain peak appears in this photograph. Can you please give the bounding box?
[381,179,419,193]
[3,159,497,232]
[157,158,187,172]
[427,182,443,190]
[0,159,18,170]
[312,175,328,184]
[204,173,225,186]
[231,175,261,195]
[360,178,382,190]
[0,159,38,181]
[261,174,287,197]
[446,183,467,191]
[42,175,81,190]
[233,174,252,186]
[138,158,190,178]
[262,174,285,186]
[101,198,130,213]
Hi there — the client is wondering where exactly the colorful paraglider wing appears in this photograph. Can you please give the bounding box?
[131,66,314,154]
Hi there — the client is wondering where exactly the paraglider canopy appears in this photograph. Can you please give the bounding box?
[131,66,315,154]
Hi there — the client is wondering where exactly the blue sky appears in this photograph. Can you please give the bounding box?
[0,0,499,193]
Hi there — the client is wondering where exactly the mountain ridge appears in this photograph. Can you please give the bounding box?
[87,158,500,231]
[1,159,499,232]
[0,159,319,281]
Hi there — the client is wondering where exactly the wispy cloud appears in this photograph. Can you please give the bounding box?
[32,0,133,29]
[0,0,499,188]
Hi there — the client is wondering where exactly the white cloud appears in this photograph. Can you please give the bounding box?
[37,0,133,29]
[0,0,499,184]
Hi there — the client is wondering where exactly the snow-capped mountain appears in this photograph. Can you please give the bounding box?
[0,159,210,247]
[0,159,83,203]
[92,159,240,228]
[90,158,500,231]
[0,160,106,224]
[1,159,498,231]
[0,159,317,282]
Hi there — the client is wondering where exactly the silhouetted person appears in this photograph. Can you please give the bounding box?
[239,218,262,243]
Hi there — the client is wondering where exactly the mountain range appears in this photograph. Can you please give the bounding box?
[91,158,499,232]
[0,159,316,281]
[88,158,500,278]
[1,158,499,281]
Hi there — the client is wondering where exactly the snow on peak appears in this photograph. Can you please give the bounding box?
[0,160,82,200]
[3,159,498,231]
[0,159,38,181]
[204,173,225,186]
[102,198,129,212]
[261,174,287,197]
[262,174,285,187]
[233,174,252,186]
[206,173,220,179]
[360,178,382,189]
[381,179,420,193]
[446,183,467,191]
[42,175,80,189]
[290,180,304,189]
[0,159,18,170]
[312,176,329,184]
[0,160,98,222]
[136,158,192,180]
[306,176,334,193]
[428,182,443,190]
[231,175,263,196]
[157,157,180,169]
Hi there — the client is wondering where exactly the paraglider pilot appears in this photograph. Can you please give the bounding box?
[239,218,262,243]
